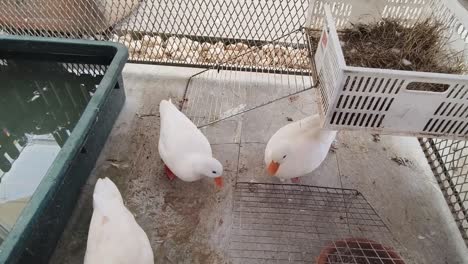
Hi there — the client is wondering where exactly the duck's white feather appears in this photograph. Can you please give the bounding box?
[84,178,154,264]
[158,99,212,181]
[265,114,336,180]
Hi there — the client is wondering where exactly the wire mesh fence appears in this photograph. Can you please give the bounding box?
[0,0,311,67]
[180,28,316,127]
[115,0,310,67]
[419,138,468,246]
[229,183,405,264]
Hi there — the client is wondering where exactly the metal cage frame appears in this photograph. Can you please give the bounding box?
[419,138,468,245]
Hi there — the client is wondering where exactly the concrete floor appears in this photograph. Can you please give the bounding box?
[459,0,468,10]
[50,64,468,264]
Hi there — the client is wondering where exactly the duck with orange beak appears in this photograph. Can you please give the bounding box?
[158,99,223,188]
[264,114,336,183]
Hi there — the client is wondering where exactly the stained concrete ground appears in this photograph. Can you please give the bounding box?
[50,64,468,264]
[459,0,468,10]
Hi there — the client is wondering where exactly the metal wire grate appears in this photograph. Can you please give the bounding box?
[0,0,311,67]
[229,183,403,264]
[419,138,468,246]
[180,28,317,127]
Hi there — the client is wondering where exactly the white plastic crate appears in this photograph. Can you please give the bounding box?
[310,0,468,140]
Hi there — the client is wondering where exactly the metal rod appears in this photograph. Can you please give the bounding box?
[196,85,316,128]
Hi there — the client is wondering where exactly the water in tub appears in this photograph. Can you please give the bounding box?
[0,59,104,244]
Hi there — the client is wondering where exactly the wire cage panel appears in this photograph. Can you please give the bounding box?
[0,0,139,38]
[0,0,313,68]
[181,29,315,127]
[419,138,468,246]
[117,0,308,41]
[229,183,404,264]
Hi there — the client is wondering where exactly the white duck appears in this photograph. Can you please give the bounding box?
[264,114,337,183]
[84,177,154,264]
[158,99,223,187]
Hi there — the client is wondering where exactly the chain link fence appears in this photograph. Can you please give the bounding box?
[420,138,468,245]
[0,0,311,68]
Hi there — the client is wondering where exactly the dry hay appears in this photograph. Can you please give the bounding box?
[310,19,466,92]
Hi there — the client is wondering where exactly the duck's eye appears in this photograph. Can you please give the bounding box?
[212,171,217,174]
[283,155,287,159]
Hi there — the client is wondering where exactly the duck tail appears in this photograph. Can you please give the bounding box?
[159,98,178,117]
[93,177,124,217]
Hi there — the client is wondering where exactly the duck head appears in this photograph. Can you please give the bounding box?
[265,142,291,176]
[193,156,224,187]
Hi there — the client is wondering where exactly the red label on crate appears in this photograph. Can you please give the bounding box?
[321,31,328,48]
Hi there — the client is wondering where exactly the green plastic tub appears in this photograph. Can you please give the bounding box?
[0,36,128,263]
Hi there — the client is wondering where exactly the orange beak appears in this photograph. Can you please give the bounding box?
[214,177,223,188]
[267,161,280,176]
